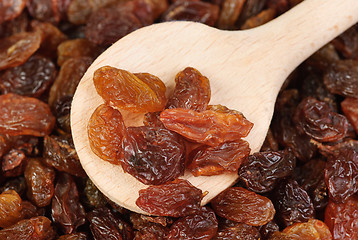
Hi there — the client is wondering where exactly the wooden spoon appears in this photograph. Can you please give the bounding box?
[71,0,358,214]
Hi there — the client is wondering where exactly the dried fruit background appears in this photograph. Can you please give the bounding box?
[0,0,357,239]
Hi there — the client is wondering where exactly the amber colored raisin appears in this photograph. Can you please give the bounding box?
[52,173,86,234]
[0,93,55,136]
[166,67,211,111]
[0,30,42,70]
[24,158,55,207]
[273,179,315,227]
[43,134,86,177]
[87,104,127,165]
[0,190,23,228]
[0,55,57,97]
[211,187,275,226]
[323,59,358,98]
[341,97,358,134]
[122,126,185,185]
[188,139,250,176]
[168,207,218,240]
[239,150,296,193]
[48,57,92,108]
[85,5,142,45]
[162,1,219,27]
[281,219,332,240]
[324,148,358,203]
[160,106,253,146]
[87,207,134,240]
[0,216,55,240]
[136,179,203,217]
[93,66,166,113]
[57,38,100,66]
[294,97,348,142]
[325,195,358,240]
[214,222,260,240]
[0,0,26,24]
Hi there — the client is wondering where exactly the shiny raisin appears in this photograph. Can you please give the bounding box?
[188,139,250,176]
[52,173,86,234]
[0,55,57,97]
[167,207,218,240]
[122,126,185,185]
[136,179,203,217]
[0,190,23,228]
[214,223,260,240]
[93,66,166,113]
[166,67,211,111]
[211,187,275,226]
[160,106,253,146]
[0,93,55,136]
[239,150,296,193]
[24,158,55,207]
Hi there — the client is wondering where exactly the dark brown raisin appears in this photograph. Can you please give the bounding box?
[341,97,358,134]
[122,126,185,185]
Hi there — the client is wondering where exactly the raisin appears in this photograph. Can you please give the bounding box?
[167,207,218,240]
[217,0,246,30]
[85,5,142,45]
[122,126,185,185]
[0,11,29,38]
[43,134,86,177]
[0,0,26,24]
[136,179,203,217]
[332,27,358,59]
[54,95,73,133]
[325,194,358,240]
[0,190,23,228]
[143,111,165,128]
[84,178,108,209]
[52,173,86,234]
[48,57,92,108]
[26,0,57,23]
[259,220,279,240]
[0,93,55,136]
[166,67,211,111]
[58,233,88,240]
[1,148,27,177]
[0,216,55,240]
[188,139,250,176]
[214,223,260,240]
[67,0,92,25]
[211,187,275,226]
[273,179,315,227]
[87,104,126,165]
[239,150,296,193]
[134,223,169,240]
[160,106,253,146]
[241,8,276,30]
[324,148,358,203]
[0,55,57,97]
[323,59,358,98]
[294,97,348,142]
[87,207,134,240]
[24,158,55,207]
[31,21,68,58]
[0,30,42,70]
[269,219,332,240]
[57,38,99,66]
[341,97,358,134]
[162,1,219,27]
[20,200,41,219]
[93,66,166,113]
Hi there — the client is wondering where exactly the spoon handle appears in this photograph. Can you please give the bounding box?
[260,0,358,90]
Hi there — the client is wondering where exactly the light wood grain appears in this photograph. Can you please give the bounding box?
[71,0,358,214]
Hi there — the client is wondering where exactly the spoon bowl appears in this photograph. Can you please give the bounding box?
[71,0,358,214]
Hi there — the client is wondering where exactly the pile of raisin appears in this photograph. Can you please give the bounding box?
[0,0,357,239]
